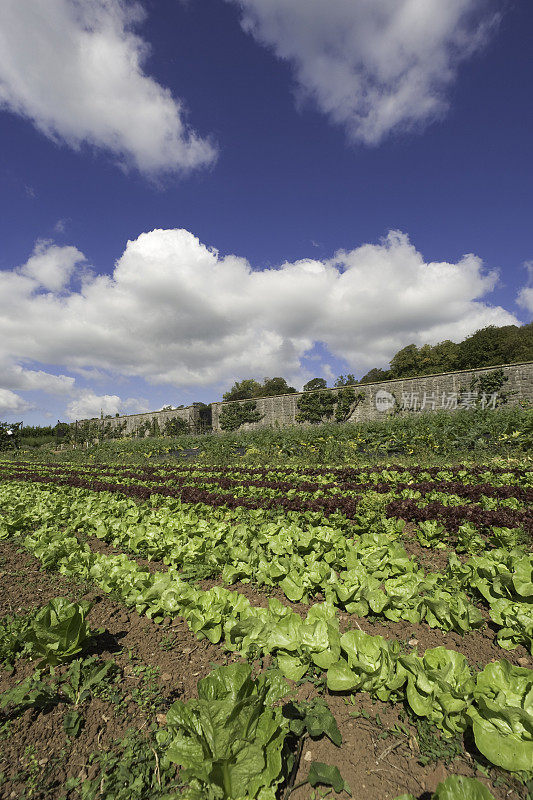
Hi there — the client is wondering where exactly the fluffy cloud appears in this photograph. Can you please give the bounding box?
[0,229,519,396]
[0,389,31,415]
[20,239,86,292]
[0,0,216,174]
[228,0,499,144]
[517,261,533,314]
[66,391,150,421]
[1,364,75,394]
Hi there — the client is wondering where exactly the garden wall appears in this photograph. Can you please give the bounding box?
[74,405,200,436]
[211,361,533,433]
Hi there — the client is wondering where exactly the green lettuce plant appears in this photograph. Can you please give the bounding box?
[467,660,533,773]
[159,663,290,800]
[415,520,447,549]
[21,597,95,666]
[400,647,475,736]
[327,630,406,701]
[268,603,341,681]
[490,599,533,655]
[395,774,496,799]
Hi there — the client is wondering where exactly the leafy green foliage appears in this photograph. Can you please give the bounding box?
[223,377,296,402]
[283,698,342,746]
[455,523,486,554]
[334,387,365,422]
[60,657,116,705]
[369,323,533,383]
[415,520,447,549]
[2,463,533,785]
[79,728,183,800]
[307,761,352,795]
[0,421,21,451]
[163,416,189,436]
[0,671,58,717]
[467,661,533,773]
[408,715,463,766]
[491,599,533,655]
[296,387,365,424]
[219,400,263,432]
[303,378,327,392]
[327,630,406,701]
[296,390,337,424]
[0,609,35,666]
[160,663,290,800]
[395,774,496,800]
[401,647,475,736]
[21,597,95,666]
[469,369,510,406]
[0,656,116,725]
[334,374,357,387]
[63,708,84,738]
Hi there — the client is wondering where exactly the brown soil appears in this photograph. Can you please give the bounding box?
[1,531,530,800]
[287,686,522,800]
[0,540,234,800]
[400,530,457,573]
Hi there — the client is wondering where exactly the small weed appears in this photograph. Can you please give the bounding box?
[159,633,177,651]
[0,607,36,667]
[78,728,183,800]
[125,655,165,711]
[410,714,463,766]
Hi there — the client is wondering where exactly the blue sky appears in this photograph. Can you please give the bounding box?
[0,0,532,424]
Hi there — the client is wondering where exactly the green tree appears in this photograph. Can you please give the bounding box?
[223,378,262,401]
[389,344,421,377]
[219,401,262,431]
[359,368,391,384]
[303,378,328,392]
[54,422,70,440]
[0,421,22,450]
[261,377,297,396]
[334,374,357,387]
[426,340,460,373]
[457,324,533,369]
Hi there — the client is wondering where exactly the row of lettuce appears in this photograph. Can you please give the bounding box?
[1,480,532,655]
[1,463,532,540]
[4,460,533,488]
[6,460,532,480]
[3,462,533,505]
[0,498,531,779]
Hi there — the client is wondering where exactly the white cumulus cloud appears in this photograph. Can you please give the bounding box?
[66,391,150,421]
[517,261,533,314]
[0,0,216,174]
[228,0,499,144]
[0,389,31,415]
[0,229,520,399]
[20,239,86,292]
[0,364,75,395]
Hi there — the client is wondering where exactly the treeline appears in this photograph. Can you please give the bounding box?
[223,377,297,401]
[20,423,70,439]
[359,323,533,384]
[222,324,533,400]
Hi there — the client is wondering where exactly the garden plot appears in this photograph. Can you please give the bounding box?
[0,460,532,800]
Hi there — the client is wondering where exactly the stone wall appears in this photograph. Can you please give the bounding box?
[73,361,533,438]
[211,361,533,433]
[75,405,200,436]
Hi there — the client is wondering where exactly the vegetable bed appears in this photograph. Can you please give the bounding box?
[0,459,531,800]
